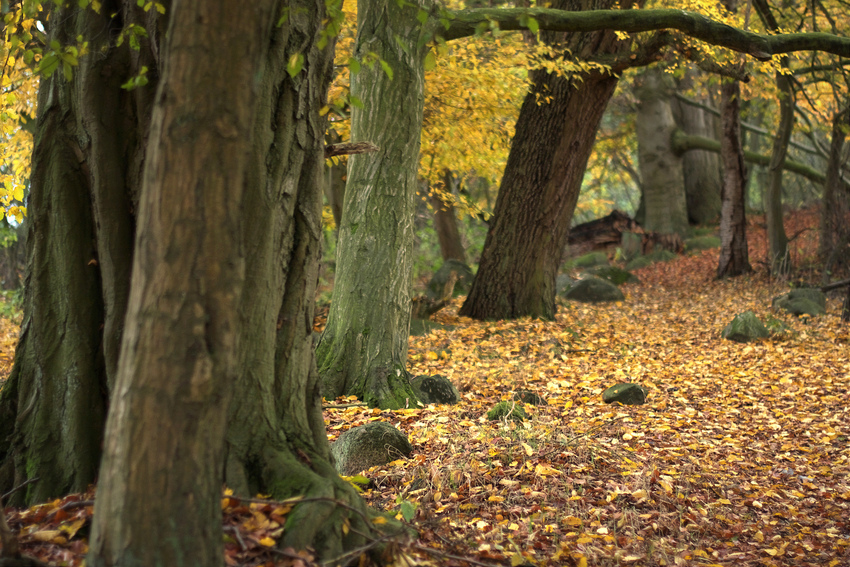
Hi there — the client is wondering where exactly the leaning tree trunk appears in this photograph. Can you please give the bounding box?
[764,70,793,275]
[316,0,430,409]
[820,105,850,274]
[0,1,157,505]
[634,66,688,237]
[717,77,752,278]
[460,0,635,321]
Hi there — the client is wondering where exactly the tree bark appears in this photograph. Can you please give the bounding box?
[460,0,633,321]
[717,77,752,278]
[634,66,688,236]
[820,106,850,274]
[763,71,793,274]
[316,0,430,409]
[431,170,466,263]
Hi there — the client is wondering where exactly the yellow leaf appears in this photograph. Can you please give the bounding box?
[563,515,582,526]
[534,463,561,476]
[521,442,533,456]
[31,530,61,542]
[258,537,275,547]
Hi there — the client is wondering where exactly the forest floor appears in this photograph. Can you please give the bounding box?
[2,207,849,567]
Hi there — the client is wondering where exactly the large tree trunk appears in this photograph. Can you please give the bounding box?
[1,1,378,561]
[316,0,429,409]
[460,0,633,321]
[634,66,688,236]
[431,170,466,263]
[717,77,752,278]
[0,1,155,505]
[764,71,793,274]
[820,106,850,274]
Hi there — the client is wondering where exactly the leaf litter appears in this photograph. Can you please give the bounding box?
[2,208,848,566]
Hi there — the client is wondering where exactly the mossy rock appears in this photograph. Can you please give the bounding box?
[562,277,624,303]
[427,259,475,299]
[513,389,547,406]
[564,251,609,270]
[582,265,638,285]
[721,310,770,343]
[764,315,794,337]
[683,235,721,252]
[410,374,460,405]
[620,232,643,261]
[602,383,648,405]
[772,288,826,317]
[330,422,412,476]
[486,401,527,422]
[625,256,653,271]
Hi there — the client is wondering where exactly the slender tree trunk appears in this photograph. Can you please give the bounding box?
[820,105,850,274]
[431,170,466,263]
[460,0,634,321]
[316,0,430,409]
[717,77,752,278]
[635,66,688,236]
[764,71,793,274]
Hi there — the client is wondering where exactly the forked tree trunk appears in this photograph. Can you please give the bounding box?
[717,77,752,278]
[460,0,633,321]
[1,1,378,562]
[316,0,429,409]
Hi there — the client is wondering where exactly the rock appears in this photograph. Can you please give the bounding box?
[625,256,653,271]
[721,310,770,342]
[513,389,547,406]
[772,288,826,317]
[602,383,648,405]
[562,277,625,303]
[582,265,638,285]
[683,235,721,252]
[330,422,412,476]
[556,273,577,294]
[410,374,460,405]
[564,251,609,270]
[620,231,643,261]
[486,401,528,422]
[427,259,474,299]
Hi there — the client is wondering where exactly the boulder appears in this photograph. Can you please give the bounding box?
[582,265,638,285]
[562,277,625,303]
[625,256,653,271]
[772,288,826,317]
[410,374,460,405]
[620,231,643,261]
[721,310,770,342]
[427,259,474,299]
[602,383,648,405]
[684,235,721,252]
[486,401,528,422]
[330,422,412,476]
[564,251,609,270]
[513,389,547,406]
[556,273,577,294]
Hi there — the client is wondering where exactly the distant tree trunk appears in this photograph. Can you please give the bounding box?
[460,0,635,321]
[717,77,752,278]
[672,78,722,225]
[634,66,688,236]
[317,0,429,409]
[431,170,466,262]
[820,105,850,274]
[324,131,346,231]
[763,71,793,274]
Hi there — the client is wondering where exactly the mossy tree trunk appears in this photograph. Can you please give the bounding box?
[763,71,793,275]
[459,0,636,321]
[820,105,850,274]
[316,0,430,409]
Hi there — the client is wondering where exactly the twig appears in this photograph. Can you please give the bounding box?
[1,478,38,503]
[411,543,503,567]
[324,141,379,159]
[223,525,247,552]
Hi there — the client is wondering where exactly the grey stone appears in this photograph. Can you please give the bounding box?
[721,310,770,342]
[772,288,826,316]
[620,231,643,261]
[582,265,638,285]
[562,277,625,303]
[602,383,648,405]
[330,422,412,476]
[625,256,653,271]
[513,389,547,406]
[564,251,609,270]
[410,374,460,405]
[556,273,577,294]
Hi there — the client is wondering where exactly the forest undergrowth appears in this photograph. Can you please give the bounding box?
[1,208,848,567]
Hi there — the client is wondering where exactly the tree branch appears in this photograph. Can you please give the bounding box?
[437,8,850,60]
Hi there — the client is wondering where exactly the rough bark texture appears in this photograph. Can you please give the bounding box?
[717,78,752,278]
[672,82,722,225]
[460,0,634,321]
[316,0,429,409]
[431,170,466,263]
[0,1,157,505]
[634,67,688,236]
[820,106,850,274]
[764,71,793,274]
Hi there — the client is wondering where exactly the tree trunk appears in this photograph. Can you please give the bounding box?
[0,1,155,505]
[460,0,633,321]
[764,71,793,274]
[634,66,688,236]
[316,0,430,409]
[820,106,850,274]
[717,77,752,278]
[672,78,722,225]
[431,170,466,263]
